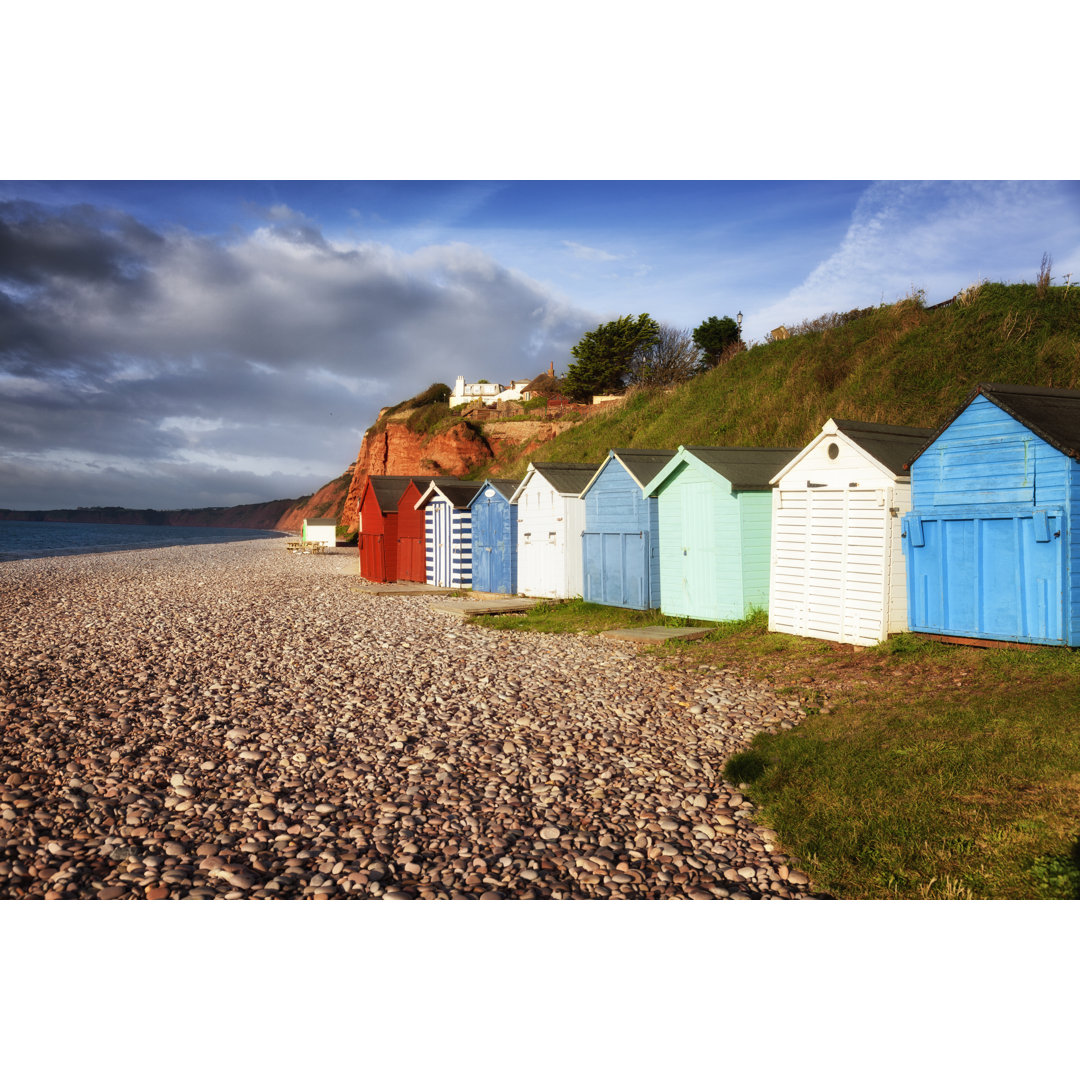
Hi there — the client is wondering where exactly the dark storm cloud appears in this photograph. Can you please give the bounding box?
[0,199,596,510]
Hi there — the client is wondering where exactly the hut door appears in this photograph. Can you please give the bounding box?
[582,531,648,609]
[906,509,1066,645]
[472,498,495,592]
[680,481,716,618]
[430,502,453,587]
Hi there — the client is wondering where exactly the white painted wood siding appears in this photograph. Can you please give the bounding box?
[770,427,912,646]
[515,472,586,598]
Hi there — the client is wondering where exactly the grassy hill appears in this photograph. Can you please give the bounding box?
[482,282,1080,477]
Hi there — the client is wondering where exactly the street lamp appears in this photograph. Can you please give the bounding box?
[737,311,743,333]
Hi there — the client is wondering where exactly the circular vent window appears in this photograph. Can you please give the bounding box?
[827,442,839,459]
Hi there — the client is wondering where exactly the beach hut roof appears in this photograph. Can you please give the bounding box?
[905,384,1080,469]
[510,461,598,502]
[469,479,519,504]
[770,418,934,484]
[644,446,800,497]
[413,479,486,510]
[304,517,337,526]
[832,420,936,475]
[365,475,440,513]
[580,448,676,498]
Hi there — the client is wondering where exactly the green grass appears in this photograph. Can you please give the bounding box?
[474,597,1080,899]
[710,631,1080,900]
[479,283,1080,480]
[468,598,729,635]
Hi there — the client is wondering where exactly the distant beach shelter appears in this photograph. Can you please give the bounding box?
[414,479,484,588]
[769,419,933,645]
[357,475,437,582]
[903,384,1080,647]
[643,446,799,622]
[510,461,596,599]
[301,518,336,547]
[396,479,432,583]
[467,481,520,594]
[579,449,674,610]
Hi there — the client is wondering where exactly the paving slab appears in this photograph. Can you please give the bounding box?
[599,625,714,643]
[430,597,545,616]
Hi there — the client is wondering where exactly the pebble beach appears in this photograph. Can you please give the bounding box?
[0,538,815,900]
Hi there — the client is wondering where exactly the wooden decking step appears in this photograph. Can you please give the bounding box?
[599,626,714,643]
[353,583,457,595]
[430,597,545,616]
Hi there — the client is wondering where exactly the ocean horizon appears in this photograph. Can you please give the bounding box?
[0,520,288,561]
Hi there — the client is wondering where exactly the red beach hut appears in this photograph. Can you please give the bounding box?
[358,476,437,582]
[396,478,432,583]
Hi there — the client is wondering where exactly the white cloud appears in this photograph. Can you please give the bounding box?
[563,240,622,262]
[745,181,1080,341]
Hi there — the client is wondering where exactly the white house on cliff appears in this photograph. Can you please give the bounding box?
[449,376,532,408]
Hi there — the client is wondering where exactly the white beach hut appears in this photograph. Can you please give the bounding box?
[509,462,596,599]
[768,418,932,646]
[301,517,337,548]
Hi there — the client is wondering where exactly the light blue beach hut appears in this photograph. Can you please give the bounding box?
[579,449,674,610]
[902,383,1080,646]
[642,446,799,621]
[467,480,520,594]
[414,479,484,588]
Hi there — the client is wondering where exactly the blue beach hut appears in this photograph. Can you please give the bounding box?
[467,480,520,594]
[902,384,1080,647]
[414,479,484,588]
[642,445,799,622]
[579,449,674,610]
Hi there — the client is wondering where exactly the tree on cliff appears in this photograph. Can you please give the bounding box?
[692,315,741,370]
[626,325,700,389]
[562,314,661,401]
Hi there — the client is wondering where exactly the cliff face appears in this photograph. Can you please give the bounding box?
[338,421,496,535]
[273,465,356,534]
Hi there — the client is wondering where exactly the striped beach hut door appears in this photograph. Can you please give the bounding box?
[428,501,453,586]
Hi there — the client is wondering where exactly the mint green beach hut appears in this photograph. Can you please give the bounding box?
[641,446,799,622]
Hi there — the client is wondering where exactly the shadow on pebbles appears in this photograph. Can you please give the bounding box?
[0,540,818,900]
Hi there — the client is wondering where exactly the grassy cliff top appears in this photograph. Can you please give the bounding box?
[482,283,1080,479]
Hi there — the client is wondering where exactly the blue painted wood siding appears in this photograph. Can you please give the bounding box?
[470,490,517,594]
[905,395,1076,645]
[581,459,661,610]
[424,499,473,587]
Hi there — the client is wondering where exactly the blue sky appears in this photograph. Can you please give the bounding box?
[2,179,1079,510]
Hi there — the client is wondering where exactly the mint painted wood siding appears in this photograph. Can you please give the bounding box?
[904,392,1078,646]
[652,458,767,621]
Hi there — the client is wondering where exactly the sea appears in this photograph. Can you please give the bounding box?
[0,520,287,562]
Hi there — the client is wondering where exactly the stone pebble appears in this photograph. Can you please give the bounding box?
[0,540,815,900]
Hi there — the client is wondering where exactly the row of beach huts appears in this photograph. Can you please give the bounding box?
[355,384,1080,649]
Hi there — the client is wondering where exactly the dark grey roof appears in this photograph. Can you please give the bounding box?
[530,462,600,495]
[473,480,519,502]
[905,384,1080,469]
[305,517,337,526]
[832,420,935,475]
[610,448,676,489]
[680,447,801,490]
[367,475,441,512]
[417,479,486,508]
